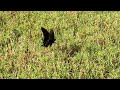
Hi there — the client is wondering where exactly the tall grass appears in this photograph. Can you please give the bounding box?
[0,11,119,79]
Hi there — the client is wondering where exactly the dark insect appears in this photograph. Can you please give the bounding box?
[41,27,56,47]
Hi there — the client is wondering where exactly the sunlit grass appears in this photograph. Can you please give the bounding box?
[0,11,120,79]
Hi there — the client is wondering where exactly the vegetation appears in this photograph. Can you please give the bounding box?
[0,11,120,79]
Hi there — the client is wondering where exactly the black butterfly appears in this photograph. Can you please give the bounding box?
[41,27,56,47]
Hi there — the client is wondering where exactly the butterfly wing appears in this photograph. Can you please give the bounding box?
[41,27,50,47]
[41,27,49,40]
[49,30,56,46]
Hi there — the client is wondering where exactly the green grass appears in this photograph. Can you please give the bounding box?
[0,11,120,79]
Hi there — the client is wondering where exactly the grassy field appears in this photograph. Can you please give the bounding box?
[0,11,120,79]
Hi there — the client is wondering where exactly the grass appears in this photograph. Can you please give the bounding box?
[0,11,120,79]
